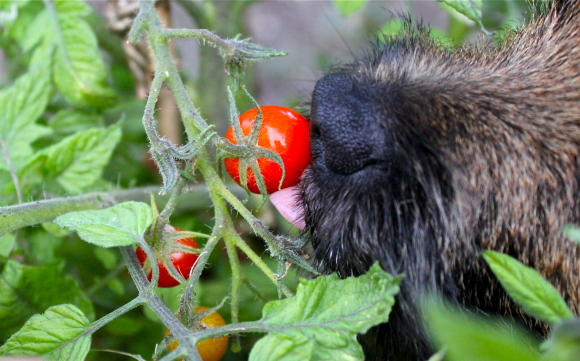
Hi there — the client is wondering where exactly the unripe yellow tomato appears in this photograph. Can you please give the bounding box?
[166,307,229,361]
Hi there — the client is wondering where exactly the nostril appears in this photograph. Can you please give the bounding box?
[311,121,321,139]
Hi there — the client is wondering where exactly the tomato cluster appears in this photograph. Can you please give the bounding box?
[135,227,199,288]
[224,105,311,194]
[166,307,229,361]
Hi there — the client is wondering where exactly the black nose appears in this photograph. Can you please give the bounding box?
[310,72,387,175]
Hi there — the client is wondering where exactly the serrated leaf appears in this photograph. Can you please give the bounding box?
[333,0,366,16]
[0,260,94,340]
[45,123,121,193]
[425,298,541,361]
[54,201,153,248]
[249,263,401,361]
[0,61,51,171]
[0,304,90,360]
[19,123,121,194]
[28,0,116,107]
[483,251,573,324]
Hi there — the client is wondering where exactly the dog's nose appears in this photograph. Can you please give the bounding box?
[310,72,388,175]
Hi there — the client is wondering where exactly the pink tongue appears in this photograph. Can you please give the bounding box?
[270,185,305,230]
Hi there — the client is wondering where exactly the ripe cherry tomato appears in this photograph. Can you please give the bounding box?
[224,106,311,194]
[166,306,229,361]
[135,227,198,288]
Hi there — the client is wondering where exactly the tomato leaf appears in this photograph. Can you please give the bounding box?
[0,60,51,172]
[0,304,91,360]
[54,201,153,248]
[483,250,574,324]
[333,0,366,16]
[18,122,122,194]
[24,0,116,107]
[424,298,541,361]
[0,260,94,340]
[48,109,104,136]
[249,263,402,361]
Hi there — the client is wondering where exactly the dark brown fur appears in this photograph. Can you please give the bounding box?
[300,1,580,360]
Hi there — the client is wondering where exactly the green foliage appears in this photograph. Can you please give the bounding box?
[21,123,122,194]
[0,260,94,340]
[249,263,402,361]
[0,304,91,360]
[483,251,574,324]
[0,59,51,172]
[425,298,542,361]
[438,0,488,33]
[54,202,153,248]
[22,0,116,107]
[0,1,576,361]
[541,320,580,361]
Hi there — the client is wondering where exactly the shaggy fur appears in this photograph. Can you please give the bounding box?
[299,1,580,360]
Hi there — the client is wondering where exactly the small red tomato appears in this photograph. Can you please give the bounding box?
[135,227,199,288]
[224,106,311,194]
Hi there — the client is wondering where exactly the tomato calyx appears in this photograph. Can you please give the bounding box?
[136,225,200,288]
[218,90,288,198]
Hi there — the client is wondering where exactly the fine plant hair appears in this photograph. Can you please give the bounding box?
[299,1,580,360]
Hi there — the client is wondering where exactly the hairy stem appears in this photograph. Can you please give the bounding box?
[0,186,159,236]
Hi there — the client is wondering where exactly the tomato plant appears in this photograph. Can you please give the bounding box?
[224,106,311,194]
[166,306,229,361]
[136,227,199,288]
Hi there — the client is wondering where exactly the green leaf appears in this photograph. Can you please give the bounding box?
[0,304,91,360]
[0,260,94,340]
[438,0,483,24]
[53,201,153,248]
[48,109,104,136]
[424,298,541,361]
[19,122,122,194]
[24,0,116,107]
[483,250,574,324]
[541,319,580,361]
[44,122,121,193]
[333,0,366,16]
[249,263,402,361]
[0,61,52,171]
[0,233,14,258]
[52,0,116,106]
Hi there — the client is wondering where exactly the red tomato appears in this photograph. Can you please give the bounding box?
[224,106,311,194]
[135,227,199,288]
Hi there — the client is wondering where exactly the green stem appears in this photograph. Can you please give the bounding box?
[223,232,242,351]
[0,186,159,236]
[199,157,293,298]
[120,245,202,361]
[85,297,145,335]
[153,178,186,245]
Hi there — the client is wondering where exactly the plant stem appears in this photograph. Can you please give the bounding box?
[0,186,159,237]
[120,245,202,361]
[86,296,144,335]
